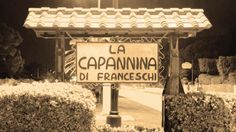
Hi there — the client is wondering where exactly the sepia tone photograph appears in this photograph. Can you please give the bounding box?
[0,0,235,131]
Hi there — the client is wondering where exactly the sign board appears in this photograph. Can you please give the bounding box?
[76,42,158,83]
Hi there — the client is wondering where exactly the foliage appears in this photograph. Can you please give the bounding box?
[223,98,236,131]
[198,74,224,84]
[96,124,162,132]
[82,83,103,103]
[40,70,56,82]
[82,83,103,91]
[198,73,236,85]
[165,93,231,132]
[198,58,218,75]
[180,40,209,80]
[196,56,236,84]
[217,56,236,76]
[0,23,24,76]
[211,94,236,131]
[0,80,96,131]
[227,72,236,84]
[180,35,236,81]
[23,62,54,80]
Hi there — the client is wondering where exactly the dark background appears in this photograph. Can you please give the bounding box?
[0,0,235,70]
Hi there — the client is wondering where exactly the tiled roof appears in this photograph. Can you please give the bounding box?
[24,7,212,36]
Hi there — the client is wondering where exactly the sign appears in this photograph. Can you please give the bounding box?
[76,42,158,83]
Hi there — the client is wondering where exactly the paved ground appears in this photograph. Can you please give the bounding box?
[95,84,236,129]
[119,86,163,111]
[95,87,163,128]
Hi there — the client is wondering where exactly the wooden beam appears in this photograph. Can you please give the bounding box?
[98,0,101,8]
[55,32,65,81]
[113,0,118,9]
[163,33,185,95]
[162,33,185,131]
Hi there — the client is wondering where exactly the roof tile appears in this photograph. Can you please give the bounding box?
[24,7,212,33]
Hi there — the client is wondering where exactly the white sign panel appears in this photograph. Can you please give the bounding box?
[76,43,158,83]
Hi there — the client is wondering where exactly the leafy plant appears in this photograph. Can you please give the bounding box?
[95,124,162,132]
[0,80,96,131]
[198,58,218,75]
[165,93,231,131]
[0,23,24,77]
[217,56,236,76]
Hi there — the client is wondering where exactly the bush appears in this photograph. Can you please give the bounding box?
[165,93,231,132]
[198,74,224,84]
[227,72,236,84]
[222,97,236,131]
[198,58,218,75]
[198,73,236,85]
[96,124,162,132]
[0,80,96,131]
[210,76,225,84]
[213,94,236,131]
[227,56,236,72]
[0,23,24,76]
[217,56,236,76]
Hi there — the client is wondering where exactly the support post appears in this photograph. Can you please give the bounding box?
[106,83,121,127]
[98,0,101,8]
[113,0,118,9]
[163,33,184,95]
[102,83,111,114]
[162,33,185,131]
[191,59,194,84]
[55,32,65,81]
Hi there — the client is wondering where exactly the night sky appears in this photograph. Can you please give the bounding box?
[0,0,235,69]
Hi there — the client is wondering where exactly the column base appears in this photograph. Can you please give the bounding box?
[106,114,121,127]
[163,76,185,95]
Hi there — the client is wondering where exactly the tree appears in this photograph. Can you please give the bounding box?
[0,23,24,77]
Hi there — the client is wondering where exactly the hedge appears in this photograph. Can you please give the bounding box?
[165,93,231,132]
[0,79,96,131]
[198,58,218,75]
[96,125,162,132]
[198,74,224,84]
[227,72,236,84]
[223,97,236,131]
[217,56,236,76]
[211,94,236,131]
[198,73,236,85]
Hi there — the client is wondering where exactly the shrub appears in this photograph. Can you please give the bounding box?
[198,74,224,84]
[198,73,236,85]
[225,98,236,131]
[217,56,236,76]
[96,124,162,132]
[227,72,236,84]
[227,56,236,72]
[0,23,24,76]
[213,94,236,131]
[165,93,231,132]
[0,80,96,131]
[198,58,218,75]
[210,76,225,84]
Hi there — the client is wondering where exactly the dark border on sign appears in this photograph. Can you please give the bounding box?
[75,42,159,84]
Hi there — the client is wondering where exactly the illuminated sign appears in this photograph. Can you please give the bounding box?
[76,43,158,82]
